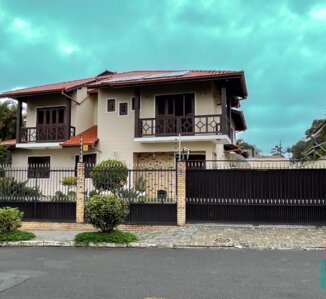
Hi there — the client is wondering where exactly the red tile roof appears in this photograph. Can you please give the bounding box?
[61,125,98,147]
[90,70,247,97]
[0,77,98,98]
[0,69,247,98]
[0,139,16,147]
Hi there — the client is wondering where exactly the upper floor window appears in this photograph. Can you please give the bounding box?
[107,99,116,112]
[119,102,128,116]
[28,156,50,178]
[37,107,65,126]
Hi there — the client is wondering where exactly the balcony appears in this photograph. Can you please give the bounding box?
[135,114,231,143]
[19,125,76,143]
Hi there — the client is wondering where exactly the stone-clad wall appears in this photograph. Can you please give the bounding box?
[133,152,176,199]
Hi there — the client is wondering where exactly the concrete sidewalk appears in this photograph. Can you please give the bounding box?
[1,224,326,249]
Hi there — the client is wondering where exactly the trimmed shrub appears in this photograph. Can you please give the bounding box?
[90,160,128,192]
[0,207,23,232]
[85,194,129,232]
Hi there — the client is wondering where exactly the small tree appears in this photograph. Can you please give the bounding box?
[90,160,128,193]
[270,142,285,157]
[85,194,129,232]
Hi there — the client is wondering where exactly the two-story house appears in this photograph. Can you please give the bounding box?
[0,69,247,169]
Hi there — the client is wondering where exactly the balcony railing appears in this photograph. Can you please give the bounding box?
[19,125,76,143]
[137,114,224,137]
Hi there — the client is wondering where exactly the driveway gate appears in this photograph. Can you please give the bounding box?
[186,160,326,224]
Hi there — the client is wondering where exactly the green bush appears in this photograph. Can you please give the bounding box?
[75,230,137,245]
[0,207,23,232]
[0,167,5,178]
[51,190,76,202]
[135,176,146,193]
[90,160,128,193]
[0,177,41,199]
[62,176,77,189]
[85,194,129,232]
[0,145,9,164]
[0,230,35,242]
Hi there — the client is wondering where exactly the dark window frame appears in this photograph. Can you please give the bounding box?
[119,102,128,116]
[106,99,116,112]
[28,156,51,178]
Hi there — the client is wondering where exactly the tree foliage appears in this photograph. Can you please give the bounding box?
[0,100,17,141]
[0,145,9,164]
[288,118,326,161]
[90,160,128,193]
[270,143,285,157]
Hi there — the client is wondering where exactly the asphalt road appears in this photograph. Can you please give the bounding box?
[0,248,324,299]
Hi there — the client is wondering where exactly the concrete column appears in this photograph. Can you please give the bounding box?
[177,161,186,226]
[76,162,85,223]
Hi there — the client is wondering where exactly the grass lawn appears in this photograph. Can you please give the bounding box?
[75,230,137,245]
[0,230,36,242]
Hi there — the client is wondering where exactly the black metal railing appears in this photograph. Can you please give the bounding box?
[19,125,76,143]
[84,164,178,224]
[0,165,76,221]
[84,165,177,204]
[137,114,223,137]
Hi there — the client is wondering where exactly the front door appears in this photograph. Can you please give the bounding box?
[36,107,66,141]
[155,93,194,135]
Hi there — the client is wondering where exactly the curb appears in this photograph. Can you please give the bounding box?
[0,240,324,250]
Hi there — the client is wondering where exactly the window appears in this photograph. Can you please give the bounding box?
[119,102,128,116]
[75,154,96,178]
[28,156,50,178]
[107,99,116,112]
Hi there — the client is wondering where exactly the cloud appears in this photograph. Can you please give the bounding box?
[0,0,325,153]
[310,6,326,20]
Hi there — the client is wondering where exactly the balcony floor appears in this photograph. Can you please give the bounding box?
[134,134,231,144]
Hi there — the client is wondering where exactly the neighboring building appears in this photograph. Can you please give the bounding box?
[0,69,248,169]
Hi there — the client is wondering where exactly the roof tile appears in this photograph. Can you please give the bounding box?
[61,125,98,147]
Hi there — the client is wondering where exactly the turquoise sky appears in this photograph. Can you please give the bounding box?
[1,0,325,153]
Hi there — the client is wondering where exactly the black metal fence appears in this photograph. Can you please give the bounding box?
[186,160,326,224]
[85,165,177,224]
[0,165,76,221]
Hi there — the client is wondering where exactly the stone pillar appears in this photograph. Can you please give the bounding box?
[76,162,85,223]
[177,161,186,226]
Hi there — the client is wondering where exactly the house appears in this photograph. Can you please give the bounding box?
[0,69,248,170]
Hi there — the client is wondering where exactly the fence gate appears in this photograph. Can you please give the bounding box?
[186,160,326,225]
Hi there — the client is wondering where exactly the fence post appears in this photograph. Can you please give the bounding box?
[177,160,186,226]
[76,162,85,223]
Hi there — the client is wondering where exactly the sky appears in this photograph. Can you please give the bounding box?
[0,0,326,154]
